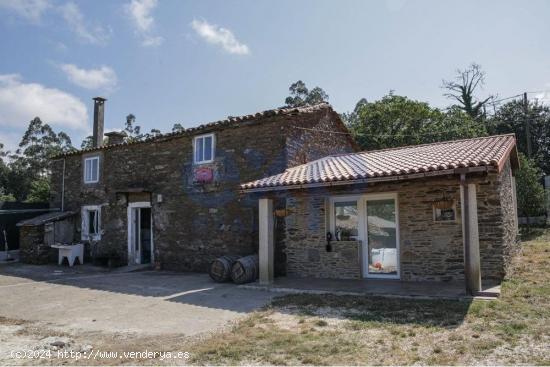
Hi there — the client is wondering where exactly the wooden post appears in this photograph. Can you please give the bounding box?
[259,198,274,285]
[460,174,482,295]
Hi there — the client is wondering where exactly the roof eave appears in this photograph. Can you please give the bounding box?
[240,165,495,194]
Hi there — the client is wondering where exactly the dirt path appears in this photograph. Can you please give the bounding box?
[0,316,197,365]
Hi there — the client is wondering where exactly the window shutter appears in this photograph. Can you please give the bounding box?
[324,197,331,235]
[96,208,101,239]
[81,209,89,240]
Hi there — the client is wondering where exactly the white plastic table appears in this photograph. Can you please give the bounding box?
[51,243,84,267]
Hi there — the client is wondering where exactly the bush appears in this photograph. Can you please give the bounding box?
[516,154,546,218]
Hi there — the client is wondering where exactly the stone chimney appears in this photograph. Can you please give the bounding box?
[104,131,127,145]
[92,97,106,148]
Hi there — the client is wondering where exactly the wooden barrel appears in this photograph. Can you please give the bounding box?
[209,255,239,282]
[230,254,259,284]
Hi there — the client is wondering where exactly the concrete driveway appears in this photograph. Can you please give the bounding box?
[0,263,277,336]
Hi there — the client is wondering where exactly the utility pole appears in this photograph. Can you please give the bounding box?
[523,92,533,157]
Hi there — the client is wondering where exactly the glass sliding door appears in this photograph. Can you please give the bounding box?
[365,195,399,278]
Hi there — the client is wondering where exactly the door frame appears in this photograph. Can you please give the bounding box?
[363,192,400,280]
[127,201,153,265]
[328,192,400,279]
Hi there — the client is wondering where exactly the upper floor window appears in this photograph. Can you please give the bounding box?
[84,156,100,183]
[194,133,215,164]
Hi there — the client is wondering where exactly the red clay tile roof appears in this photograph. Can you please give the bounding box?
[241,134,518,191]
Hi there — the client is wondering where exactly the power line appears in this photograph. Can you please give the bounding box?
[291,125,489,138]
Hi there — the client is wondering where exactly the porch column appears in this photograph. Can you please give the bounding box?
[460,175,481,295]
[259,198,274,285]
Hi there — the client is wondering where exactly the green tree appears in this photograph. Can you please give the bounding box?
[3,117,73,201]
[124,113,142,141]
[172,123,185,133]
[0,143,9,198]
[4,160,32,201]
[143,128,161,140]
[0,189,15,202]
[344,93,486,151]
[489,99,550,174]
[81,135,94,149]
[442,63,493,120]
[25,177,50,203]
[284,80,329,107]
[14,117,74,176]
[515,153,546,223]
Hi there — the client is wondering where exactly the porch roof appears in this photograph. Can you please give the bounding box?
[241,134,518,192]
[16,211,76,227]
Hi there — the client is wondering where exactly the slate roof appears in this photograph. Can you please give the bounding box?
[17,211,76,227]
[54,103,337,158]
[240,134,518,191]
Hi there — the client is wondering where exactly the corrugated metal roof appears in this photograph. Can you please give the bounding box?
[17,211,76,227]
[241,134,517,191]
[53,103,335,158]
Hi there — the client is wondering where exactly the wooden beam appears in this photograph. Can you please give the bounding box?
[460,174,481,295]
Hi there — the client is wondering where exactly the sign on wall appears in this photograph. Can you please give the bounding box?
[194,167,214,184]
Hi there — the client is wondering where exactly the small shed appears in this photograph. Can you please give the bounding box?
[17,211,76,264]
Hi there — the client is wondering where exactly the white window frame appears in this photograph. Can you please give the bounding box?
[81,205,101,241]
[83,156,100,184]
[193,133,215,164]
[127,201,154,265]
[328,192,400,280]
[329,195,363,242]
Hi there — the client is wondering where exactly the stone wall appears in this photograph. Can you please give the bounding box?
[19,226,54,264]
[50,107,355,272]
[477,159,518,281]
[284,194,362,278]
[284,168,517,282]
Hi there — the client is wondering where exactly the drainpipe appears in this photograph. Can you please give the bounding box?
[61,158,66,212]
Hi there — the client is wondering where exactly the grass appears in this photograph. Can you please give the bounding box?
[188,227,550,365]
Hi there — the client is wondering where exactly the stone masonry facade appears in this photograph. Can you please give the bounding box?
[49,105,355,272]
[283,159,517,282]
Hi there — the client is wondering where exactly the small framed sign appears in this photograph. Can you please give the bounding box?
[433,200,456,222]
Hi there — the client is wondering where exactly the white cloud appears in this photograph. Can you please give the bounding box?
[190,19,249,55]
[59,2,110,45]
[59,64,117,91]
[125,0,164,47]
[0,0,51,22]
[0,130,20,155]
[0,74,87,130]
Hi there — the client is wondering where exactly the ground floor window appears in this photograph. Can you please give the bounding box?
[81,205,101,241]
[333,200,359,241]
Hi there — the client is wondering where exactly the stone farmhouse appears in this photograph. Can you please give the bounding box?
[44,97,519,296]
[48,98,355,273]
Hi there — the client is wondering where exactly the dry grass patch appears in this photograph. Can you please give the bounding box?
[188,227,550,365]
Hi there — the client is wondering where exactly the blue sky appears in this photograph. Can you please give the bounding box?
[1,0,549,151]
